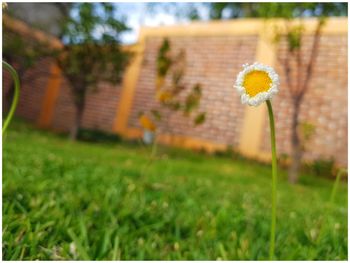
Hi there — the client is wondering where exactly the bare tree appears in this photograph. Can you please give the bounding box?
[276,19,324,183]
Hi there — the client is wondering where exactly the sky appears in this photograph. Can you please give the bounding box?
[114,3,209,44]
[116,3,176,44]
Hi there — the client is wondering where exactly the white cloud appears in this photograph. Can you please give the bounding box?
[117,3,180,45]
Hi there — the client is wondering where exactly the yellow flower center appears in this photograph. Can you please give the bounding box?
[243,70,272,97]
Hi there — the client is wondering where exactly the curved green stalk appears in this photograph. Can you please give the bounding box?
[315,168,347,245]
[266,100,277,260]
[141,132,158,177]
[150,133,158,160]
[329,168,347,205]
[2,61,20,135]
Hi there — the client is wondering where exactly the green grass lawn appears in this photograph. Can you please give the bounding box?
[3,120,348,260]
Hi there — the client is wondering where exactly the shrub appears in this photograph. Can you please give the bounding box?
[308,158,335,178]
[77,128,121,143]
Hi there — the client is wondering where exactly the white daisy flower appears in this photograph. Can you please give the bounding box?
[234,62,280,106]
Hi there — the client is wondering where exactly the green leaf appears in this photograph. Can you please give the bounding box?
[151,110,162,121]
[194,112,206,125]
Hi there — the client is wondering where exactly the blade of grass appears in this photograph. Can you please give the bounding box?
[111,235,121,260]
[67,228,90,260]
[97,229,112,259]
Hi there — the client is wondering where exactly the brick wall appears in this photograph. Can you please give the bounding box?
[50,78,122,132]
[3,61,123,134]
[128,35,258,146]
[2,58,52,122]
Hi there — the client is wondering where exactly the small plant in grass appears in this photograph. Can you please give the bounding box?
[139,38,206,172]
[234,62,280,259]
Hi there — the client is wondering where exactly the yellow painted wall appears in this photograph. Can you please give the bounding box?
[37,63,62,128]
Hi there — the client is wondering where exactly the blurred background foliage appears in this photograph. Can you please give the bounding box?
[206,2,348,19]
[146,2,347,21]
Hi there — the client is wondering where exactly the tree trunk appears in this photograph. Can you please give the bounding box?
[288,100,302,184]
[69,102,84,141]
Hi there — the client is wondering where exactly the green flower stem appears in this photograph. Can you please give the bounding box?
[141,132,158,177]
[150,133,158,160]
[266,99,277,260]
[2,61,20,135]
[316,168,347,245]
[329,168,347,205]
